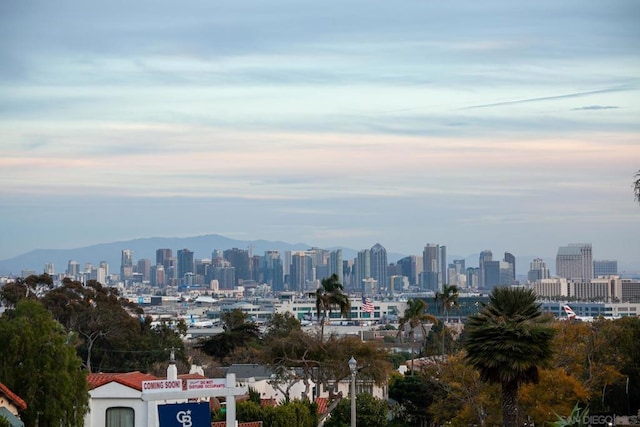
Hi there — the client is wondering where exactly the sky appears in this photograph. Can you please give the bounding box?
[1,0,639,267]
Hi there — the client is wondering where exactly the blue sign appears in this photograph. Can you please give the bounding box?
[158,402,211,427]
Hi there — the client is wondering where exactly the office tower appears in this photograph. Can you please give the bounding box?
[156,249,173,271]
[466,267,479,288]
[212,266,235,290]
[67,260,80,278]
[527,258,550,282]
[120,250,134,281]
[136,258,151,282]
[44,262,55,275]
[224,248,250,285]
[478,250,493,289]
[422,243,445,291]
[593,260,618,277]
[397,255,422,286]
[329,250,344,285]
[99,261,109,277]
[290,252,313,292]
[370,243,388,288]
[484,261,513,289]
[150,264,165,286]
[556,243,593,281]
[91,266,106,284]
[307,247,330,268]
[355,249,371,289]
[390,275,409,294]
[504,252,516,281]
[177,249,194,283]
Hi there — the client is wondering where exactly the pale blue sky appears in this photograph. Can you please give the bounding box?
[1,0,639,266]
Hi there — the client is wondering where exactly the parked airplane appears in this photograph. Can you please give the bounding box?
[562,305,595,322]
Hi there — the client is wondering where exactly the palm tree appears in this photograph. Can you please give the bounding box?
[435,284,460,324]
[398,298,438,365]
[435,284,460,355]
[464,287,556,427]
[314,274,351,341]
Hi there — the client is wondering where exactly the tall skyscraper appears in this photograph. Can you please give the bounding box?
[422,244,446,291]
[556,243,593,281]
[478,250,493,289]
[370,243,388,288]
[290,252,313,292]
[120,250,133,281]
[136,258,151,282]
[224,248,250,285]
[397,255,422,286]
[504,252,516,281]
[156,248,173,272]
[44,262,55,275]
[355,249,371,289]
[329,249,344,285]
[67,260,80,278]
[177,249,194,282]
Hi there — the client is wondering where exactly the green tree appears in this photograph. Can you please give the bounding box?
[325,393,389,427]
[0,273,53,307]
[389,373,441,427]
[397,299,438,360]
[0,299,88,427]
[464,287,556,427]
[313,274,351,341]
[435,284,460,323]
[198,309,260,361]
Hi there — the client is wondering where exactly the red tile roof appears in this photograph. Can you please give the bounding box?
[87,372,159,391]
[0,382,27,411]
[260,397,277,407]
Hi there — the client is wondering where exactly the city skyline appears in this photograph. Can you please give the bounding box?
[1,1,639,264]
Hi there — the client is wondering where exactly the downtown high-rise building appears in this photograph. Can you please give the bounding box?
[593,260,618,277]
[422,243,446,292]
[120,249,133,281]
[556,243,593,281]
[329,249,343,285]
[527,258,550,282]
[224,248,250,285]
[478,250,493,289]
[355,249,371,290]
[177,249,194,283]
[290,252,313,292]
[156,248,173,272]
[370,243,388,289]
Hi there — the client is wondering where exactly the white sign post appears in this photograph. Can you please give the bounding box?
[141,373,246,427]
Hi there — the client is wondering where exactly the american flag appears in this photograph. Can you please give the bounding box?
[362,296,374,314]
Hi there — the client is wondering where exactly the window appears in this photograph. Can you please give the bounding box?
[106,407,134,427]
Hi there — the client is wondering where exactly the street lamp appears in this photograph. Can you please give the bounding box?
[349,356,357,427]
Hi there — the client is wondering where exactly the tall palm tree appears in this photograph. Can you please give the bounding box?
[435,284,460,323]
[464,287,556,427]
[398,298,438,363]
[435,284,460,355]
[314,274,350,341]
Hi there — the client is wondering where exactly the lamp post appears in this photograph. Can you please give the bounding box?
[349,356,357,427]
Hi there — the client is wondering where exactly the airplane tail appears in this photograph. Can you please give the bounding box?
[563,305,576,319]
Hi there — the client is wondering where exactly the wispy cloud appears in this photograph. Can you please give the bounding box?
[572,105,619,111]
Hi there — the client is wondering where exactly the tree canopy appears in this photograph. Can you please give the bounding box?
[0,299,89,427]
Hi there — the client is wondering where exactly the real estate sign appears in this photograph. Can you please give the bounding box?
[158,402,211,427]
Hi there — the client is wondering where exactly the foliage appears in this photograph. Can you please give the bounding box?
[389,373,441,426]
[397,298,438,351]
[325,393,389,427]
[198,309,260,362]
[40,279,185,372]
[260,329,392,401]
[0,273,53,307]
[464,287,556,427]
[313,274,351,341]
[0,417,11,427]
[548,403,590,427]
[234,399,318,427]
[0,299,89,427]
[435,284,460,323]
[423,321,459,357]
